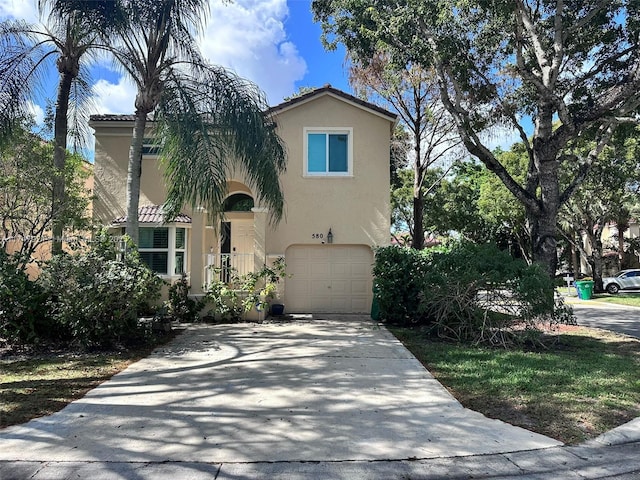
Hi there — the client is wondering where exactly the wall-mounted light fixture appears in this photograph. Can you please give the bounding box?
[327,228,333,244]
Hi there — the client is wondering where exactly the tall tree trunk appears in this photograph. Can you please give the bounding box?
[125,109,148,245]
[412,172,425,250]
[571,239,579,276]
[530,103,561,276]
[411,136,424,250]
[529,207,559,276]
[51,71,73,255]
[586,228,605,292]
[618,221,628,269]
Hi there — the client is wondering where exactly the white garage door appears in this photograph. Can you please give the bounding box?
[285,245,374,313]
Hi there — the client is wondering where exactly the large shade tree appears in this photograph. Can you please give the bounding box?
[107,0,286,244]
[349,53,460,249]
[559,127,640,290]
[313,0,640,275]
[0,0,121,254]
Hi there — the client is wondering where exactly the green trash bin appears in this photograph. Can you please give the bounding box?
[575,280,594,300]
[371,282,380,320]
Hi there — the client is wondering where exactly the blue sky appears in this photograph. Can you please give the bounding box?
[0,0,351,118]
[0,0,520,153]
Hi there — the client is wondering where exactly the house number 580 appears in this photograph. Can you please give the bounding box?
[312,233,324,239]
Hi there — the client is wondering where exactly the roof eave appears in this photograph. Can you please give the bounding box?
[268,86,398,124]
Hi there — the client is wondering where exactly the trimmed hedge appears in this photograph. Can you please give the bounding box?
[373,242,574,346]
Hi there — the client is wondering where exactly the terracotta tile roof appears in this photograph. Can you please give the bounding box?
[89,86,398,123]
[113,205,192,225]
[89,113,153,122]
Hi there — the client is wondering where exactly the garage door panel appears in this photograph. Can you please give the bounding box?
[310,248,330,260]
[310,263,330,276]
[351,264,370,276]
[310,280,329,296]
[350,280,368,295]
[330,246,348,257]
[288,281,308,296]
[311,296,331,311]
[289,248,310,260]
[285,245,373,314]
[330,279,348,294]
[331,263,350,276]
[330,297,349,311]
[289,263,309,276]
[350,297,370,312]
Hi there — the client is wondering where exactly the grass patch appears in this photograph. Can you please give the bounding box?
[389,325,640,444]
[591,293,640,307]
[0,336,175,428]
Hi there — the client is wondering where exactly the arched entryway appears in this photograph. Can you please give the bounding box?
[211,191,255,282]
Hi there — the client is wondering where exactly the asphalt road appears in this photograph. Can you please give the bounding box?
[570,300,640,338]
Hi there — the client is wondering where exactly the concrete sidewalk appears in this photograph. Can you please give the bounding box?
[2,440,640,479]
[0,315,638,479]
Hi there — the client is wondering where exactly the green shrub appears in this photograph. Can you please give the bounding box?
[0,250,47,343]
[38,232,163,348]
[372,246,433,324]
[203,275,245,322]
[203,257,288,322]
[167,273,204,322]
[373,242,574,346]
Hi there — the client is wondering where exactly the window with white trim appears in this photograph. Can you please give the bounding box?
[142,137,161,155]
[304,128,352,176]
[135,227,187,275]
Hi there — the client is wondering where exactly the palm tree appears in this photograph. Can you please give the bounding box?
[109,0,286,245]
[0,0,121,254]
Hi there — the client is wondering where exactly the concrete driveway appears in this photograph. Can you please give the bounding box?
[569,300,640,338]
[0,316,560,465]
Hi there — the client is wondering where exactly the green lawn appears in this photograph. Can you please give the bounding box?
[1,343,166,428]
[389,325,640,444]
[591,293,640,307]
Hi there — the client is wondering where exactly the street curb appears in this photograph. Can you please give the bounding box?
[2,442,640,480]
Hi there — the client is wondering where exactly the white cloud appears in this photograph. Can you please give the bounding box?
[90,0,309,114]
[200,0,307,104]
[3,0,308,113]
[26,100,44,125]
[91,77,137,115]
[0,0,37,21]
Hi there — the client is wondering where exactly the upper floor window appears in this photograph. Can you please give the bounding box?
[304,128,352,176]
[142,137,161,155]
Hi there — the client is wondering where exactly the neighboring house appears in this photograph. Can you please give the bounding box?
[90,86,398,313]
[583,220,640,275]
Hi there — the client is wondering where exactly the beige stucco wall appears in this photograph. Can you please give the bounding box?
[264,94,392,254]
[92,123,169,223]
[91,91,393,298]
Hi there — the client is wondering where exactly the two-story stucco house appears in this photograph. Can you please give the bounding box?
[90,85,397,314]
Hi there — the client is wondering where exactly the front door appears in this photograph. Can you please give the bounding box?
[220,219,254,278]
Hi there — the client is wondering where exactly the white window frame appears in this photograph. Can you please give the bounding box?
[303,127,353,177]
[141,137,161,156]
[137,226,189,278]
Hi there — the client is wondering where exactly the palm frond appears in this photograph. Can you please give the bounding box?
[66,69,96,152]
[157,65,286,224]
[39,0,128,34]
[0,20,53,137]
